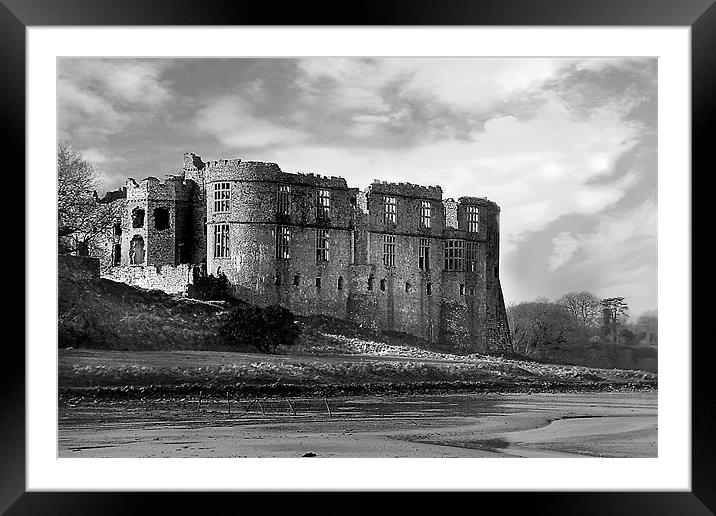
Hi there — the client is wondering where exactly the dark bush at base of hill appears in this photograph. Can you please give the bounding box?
[219,304,301,354]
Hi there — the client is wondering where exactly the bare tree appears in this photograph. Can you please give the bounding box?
[508,300,582,358]
[57,142,118,256]
[556,291,602,327]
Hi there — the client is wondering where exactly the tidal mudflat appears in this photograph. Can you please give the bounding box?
[59,391,656,458]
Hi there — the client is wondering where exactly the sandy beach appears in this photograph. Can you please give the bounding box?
[59,391,656,458]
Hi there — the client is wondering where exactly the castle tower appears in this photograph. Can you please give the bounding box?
[122,176,192,267]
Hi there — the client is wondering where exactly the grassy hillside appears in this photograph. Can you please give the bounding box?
[59,277,228,350]
[58,277,657,397]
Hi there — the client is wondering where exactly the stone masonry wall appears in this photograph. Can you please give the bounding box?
[103,263,195,294]
[103,153,512,355]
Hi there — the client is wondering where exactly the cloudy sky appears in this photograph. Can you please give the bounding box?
[58,57,657,316]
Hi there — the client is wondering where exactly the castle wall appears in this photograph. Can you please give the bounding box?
[103,153,513,355]
[120,176,193,268]
[104,263,195,294]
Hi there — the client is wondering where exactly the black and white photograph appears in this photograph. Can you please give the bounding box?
[56,56,659,459]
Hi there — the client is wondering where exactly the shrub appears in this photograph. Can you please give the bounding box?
[219,304,301,354]
[188,272,230,301]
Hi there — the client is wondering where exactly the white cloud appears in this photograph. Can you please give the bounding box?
[269,93,643,252]
[196,96,307,148]
[58,59,175,139]
[61,59,174,107]
[566,198,657,314]
[548,232,579,271]
[81,147,122,164]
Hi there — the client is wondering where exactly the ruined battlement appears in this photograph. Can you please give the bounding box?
[203,159,350,189]
[97,187,127,204]
[182,152,206,171]
[204,160,281,182]
[125,176,192,201]
[289,171,349,189]
[459,196,500,210]
[367,180,443,200]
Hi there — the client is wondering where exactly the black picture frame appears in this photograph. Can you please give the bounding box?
[1,0,707,512]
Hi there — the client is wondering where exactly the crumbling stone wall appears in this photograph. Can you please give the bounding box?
[104,263,195,294]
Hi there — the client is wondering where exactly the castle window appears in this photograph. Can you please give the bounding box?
[337,276,344,290]
[113,222,122,237]
[132,208,145,228]
[467,206,479,232]
[460,284,465,296]
[383,234,396,267]
[315,277,322,289]
[426,283,432,295]
[129,235,145,265]
[317,189,331,219]
[466,242,478,272]
[276,225,290,260]
[112,243,121,266]
[213,224,230,258]
[405,282,411,293]
[293,274,300,286]
[419,238,430,270]
[380,278,386,291]
[444,239,464,271]
[368,275,374,291]
[420,201,431,228]
[315,229,329,262]
[383,196,397,224]
[154,207,169,230]
[213,182,231,213]
[469,286,476,296]
[277,185,291,216]
[275,273,281,286]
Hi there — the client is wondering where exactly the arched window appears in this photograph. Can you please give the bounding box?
[380,279,386,291]
[367,275,374,291]
[129,235,145,265]
[293,274,301,286]
[405,282,411,293]
[337,276,344,290]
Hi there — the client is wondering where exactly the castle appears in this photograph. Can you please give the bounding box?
[101,153,512,354]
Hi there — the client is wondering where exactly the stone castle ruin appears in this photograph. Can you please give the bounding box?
[100,153,512,354]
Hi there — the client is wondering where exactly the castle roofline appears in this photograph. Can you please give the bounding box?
[458,196,500,210]
[366,180,443,200]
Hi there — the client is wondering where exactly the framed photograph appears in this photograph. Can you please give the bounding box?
[4,0,708,512]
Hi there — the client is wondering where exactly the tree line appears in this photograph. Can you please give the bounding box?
[507,291,657,370]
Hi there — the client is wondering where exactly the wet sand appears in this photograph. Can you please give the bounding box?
[59,391,656,458]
